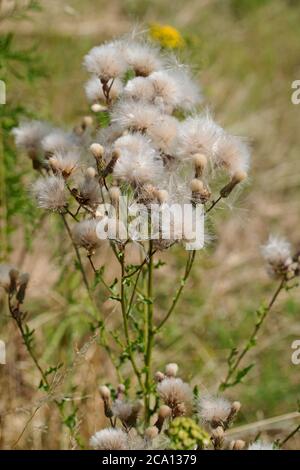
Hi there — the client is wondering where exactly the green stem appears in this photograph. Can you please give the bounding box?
[157,250,196,331]
[144,240,154,424]
[119,248,144,391]
[61,213,96,314]
[220,276,287,390]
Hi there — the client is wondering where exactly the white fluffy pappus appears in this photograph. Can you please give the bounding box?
[72,218,101,252]
[123,76,155,102]
[89,428,129,450]
[113,133,164,185]
[147,114,178,154]
[197,395,232,426]
[248,441,275,451]
[78,171,102,207]
[214,133,251,176]
[83,43,128,81]
[111,99,161,133]
[84,75,123,103]
[149,69,202,113]
[31,175,66,211]
[261,235,292,277]
[42,129,79,156]
[121,40,164,77]
[167,67,202,112]
[157,377,193,409]
[12,120,50,155]
[0,264,16,292]
[96,123,124,152]
[176,113,223,160]
[49,149,81,177]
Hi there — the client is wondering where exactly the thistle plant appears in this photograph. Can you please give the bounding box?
[3,32,300,450]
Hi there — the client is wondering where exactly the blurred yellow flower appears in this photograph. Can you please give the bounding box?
[149,24,185,49]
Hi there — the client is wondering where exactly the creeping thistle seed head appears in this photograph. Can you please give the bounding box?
[49,149,80,178]
[72,219,101,253]
[197,395,232,428]
[112,399,141,428]
[42,130,78,156]
[78,171,102,207]
[148,70,183,112]
[12,120,50,157]
[176,112,222,160]
[124,76,155,102]
[32,175,66,211]
[121,40,164,77]
[85,76,123,103]
[157,377,193,414]
[165,363,178,377]
[147,114,178,154]
[113,133,164,185]
[90,428,129,450]
[111,100,161,133]
[0,264,17,292]
[215,134,250,177]
[261,235,292,278]
[83,43,128,81]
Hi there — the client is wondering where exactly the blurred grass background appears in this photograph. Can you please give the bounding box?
[1,0,300,449]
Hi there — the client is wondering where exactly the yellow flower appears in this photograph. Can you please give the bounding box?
[149,24,185,49]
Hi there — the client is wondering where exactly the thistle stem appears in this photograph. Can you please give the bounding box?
[157,250,196,331]
[220,276,287,390]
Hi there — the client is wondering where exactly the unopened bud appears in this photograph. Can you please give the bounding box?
[99,385,111,400]
[82,116,93,129]
[91,103,107,113]
[155,405,171,432]
[86,167,96,178]
[145,426,159,440]
[90,143,104,159]
[231,401,241,414]
[159,405,172,419]
[154,371,165,382]
[192,153,207,177]
[220,171,247,198]
[109,186,121,203]
[212,426,225,449]
[103,150,119,177]
[16,272,30,304]
[190,178,204,193]
[156,189,169,204]
[165,363,178,377]
[117,383,125,398]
